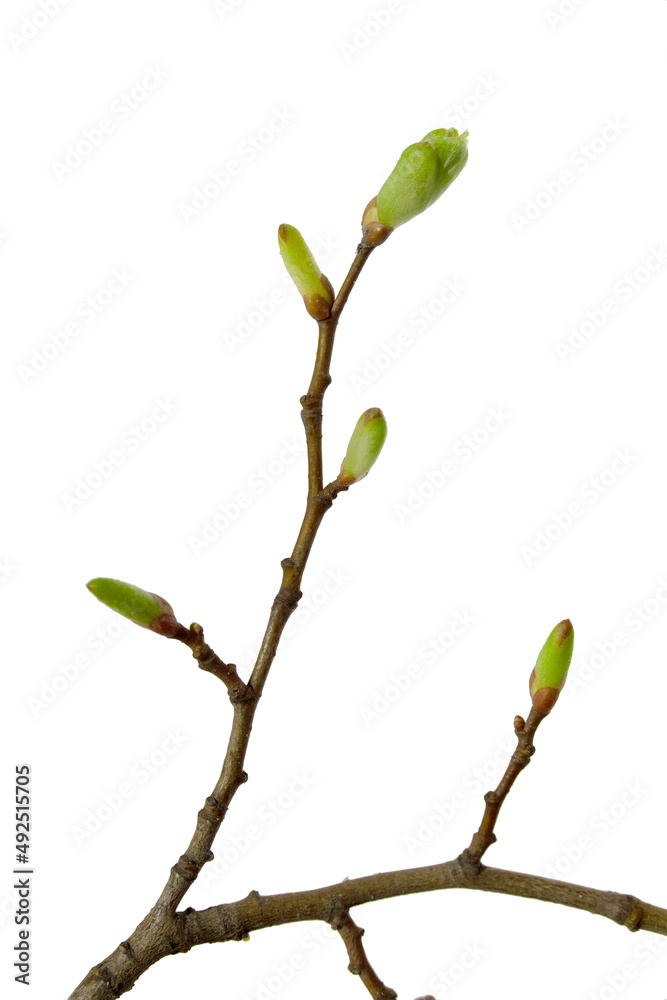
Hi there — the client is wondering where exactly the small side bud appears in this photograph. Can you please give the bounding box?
[278,224,335,320]
[529,619,574,715]
[371,128,469,231]
[86,578,179,637]
[339,407,388,486]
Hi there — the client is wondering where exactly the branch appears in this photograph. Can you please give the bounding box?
[68,128,661,1000]
[68,244,375,1000]
[181,861,667,945]
[173,622,249,699]
[67,855,667,999]
[301,243,374,496]
[332,908,397,1000]
[463,708,544,865]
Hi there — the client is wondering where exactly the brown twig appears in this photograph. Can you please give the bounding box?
[68,244,374,1000]
[181,862,667,944]
[173,622,249,700]
[67,854,667,999]
[462,707,545,866]
[332,908,398,1000]
[301,243,375,496]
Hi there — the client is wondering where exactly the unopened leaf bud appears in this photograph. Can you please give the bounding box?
[86,578,179,637]
[529,619,574,715]
[339,407,388,486]
[373,128,469,231]
[278,224,335,320]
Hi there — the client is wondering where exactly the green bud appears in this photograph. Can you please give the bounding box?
[529,619,574,715]
[278,224,335,320]
[373,128,469,231]
[339,407,388,486]
[421,128,470,203]
[86,578,179,637]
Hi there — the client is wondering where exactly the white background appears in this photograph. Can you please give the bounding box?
[3,1,667,998]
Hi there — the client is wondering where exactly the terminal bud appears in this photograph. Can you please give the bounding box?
[278,224,335,320]
[86,578,179,637]
[371,128,469,232]
[529,619,574,715]
[339,407,388,486]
